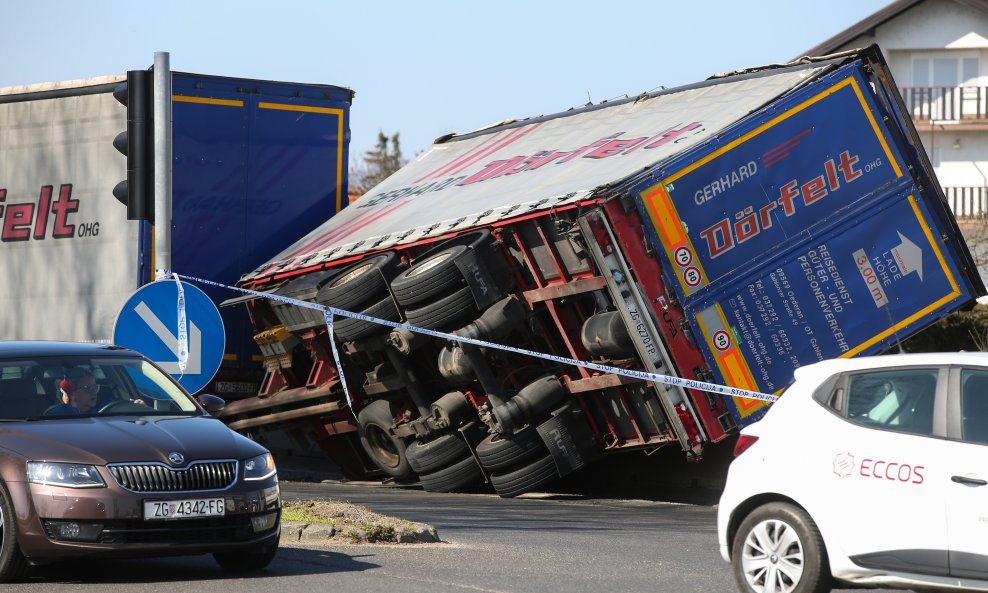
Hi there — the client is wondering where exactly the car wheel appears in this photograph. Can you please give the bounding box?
[319,252,400,312]
[732,502,831,593]
[213,540,279,572]
[476,427,547,472]
[418,455,484,493]
[357,399,413,479]
[404,286,478,330]
[390,245,469,306]
[489,451,559,498]
[406,433,470,475]
[333,295,401,341]
[0,483,28,582]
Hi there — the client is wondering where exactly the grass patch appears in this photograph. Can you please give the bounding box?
[282,499,430,543]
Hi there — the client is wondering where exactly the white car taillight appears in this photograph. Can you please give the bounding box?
[733,435,759,457]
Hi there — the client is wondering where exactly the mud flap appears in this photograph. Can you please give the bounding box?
[453,248,504,310]
[536,405,603,478]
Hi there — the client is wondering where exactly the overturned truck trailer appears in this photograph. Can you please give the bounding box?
[223,46,984,496]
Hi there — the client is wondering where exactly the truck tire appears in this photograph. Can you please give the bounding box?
[417,229,495,259]
[406,433,470,475]
[0,482,29,582]
[731,502,831,593]
[390,245,468,306]
[489,452,559,498]
[476,427,547,472]
[418,455,483,493]
[320,252,399,312]
[334,295,401,341]
[404,286,478,330]
[357,399,413,479]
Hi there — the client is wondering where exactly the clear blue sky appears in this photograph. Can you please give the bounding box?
[3,1,892,162]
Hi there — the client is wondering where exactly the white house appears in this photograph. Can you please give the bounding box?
[805,0,988,217]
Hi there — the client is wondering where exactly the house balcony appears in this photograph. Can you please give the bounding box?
[945,186,988,218]
[901,87,988,126]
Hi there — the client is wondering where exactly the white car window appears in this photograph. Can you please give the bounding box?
[959,370,988,444]
[845,368,937,435]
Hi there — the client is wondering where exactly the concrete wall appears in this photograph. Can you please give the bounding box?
[835,0,988,55]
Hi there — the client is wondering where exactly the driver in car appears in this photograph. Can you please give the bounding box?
[46,367,100,414]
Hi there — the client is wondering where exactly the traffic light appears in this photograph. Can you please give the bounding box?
[112,70,154,222]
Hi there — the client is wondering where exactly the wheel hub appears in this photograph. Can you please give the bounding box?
[740,518,805,592]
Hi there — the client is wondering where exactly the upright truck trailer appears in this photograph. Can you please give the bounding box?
[225,46,984,496]
[0,71,352,398]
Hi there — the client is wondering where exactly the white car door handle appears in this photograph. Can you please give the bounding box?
[951,475,988,486]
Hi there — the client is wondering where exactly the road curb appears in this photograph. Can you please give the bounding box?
[281,520,441,544]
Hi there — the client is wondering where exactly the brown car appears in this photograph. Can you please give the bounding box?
[0,342,281,581]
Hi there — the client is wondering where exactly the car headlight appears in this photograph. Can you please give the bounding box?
[27,462,105,488]
[243,453,276,481]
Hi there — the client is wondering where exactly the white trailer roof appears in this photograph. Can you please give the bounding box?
[246,62,830,281]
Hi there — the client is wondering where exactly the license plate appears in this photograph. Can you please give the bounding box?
[144,498,226,520]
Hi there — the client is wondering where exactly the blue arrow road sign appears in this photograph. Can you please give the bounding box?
[113,280,225,394]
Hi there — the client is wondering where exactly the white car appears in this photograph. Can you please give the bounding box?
[718,353,988,593]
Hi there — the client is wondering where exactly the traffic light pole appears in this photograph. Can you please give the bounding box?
[153,51,173,280]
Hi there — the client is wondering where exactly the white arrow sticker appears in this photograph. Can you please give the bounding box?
[134,301,202,374]
[892,231,924,281]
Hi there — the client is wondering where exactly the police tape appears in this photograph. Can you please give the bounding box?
[173,273,780,405]
[170,273,189,377]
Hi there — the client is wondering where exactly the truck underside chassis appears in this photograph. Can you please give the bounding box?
[227,200,733,497]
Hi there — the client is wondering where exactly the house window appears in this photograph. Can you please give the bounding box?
[910,52,981,121]
[912,52,981,87]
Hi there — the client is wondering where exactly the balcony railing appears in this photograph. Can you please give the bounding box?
[901,87,988,121]
[945,186,988,218]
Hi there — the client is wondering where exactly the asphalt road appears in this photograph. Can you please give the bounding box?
[5,480,906,593]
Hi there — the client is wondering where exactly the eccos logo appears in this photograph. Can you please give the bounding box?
[0,184,95,242]
[859,458,924,485]
[832,452,855,477]
[832,452,924,484]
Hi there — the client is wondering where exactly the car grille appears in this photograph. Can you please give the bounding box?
[108,461,238,492]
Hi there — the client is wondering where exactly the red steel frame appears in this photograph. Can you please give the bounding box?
[233,198,732,480]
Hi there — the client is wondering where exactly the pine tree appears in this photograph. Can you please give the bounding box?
[350,131,405,195]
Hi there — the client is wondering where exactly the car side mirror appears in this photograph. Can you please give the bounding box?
[196,393,226,414]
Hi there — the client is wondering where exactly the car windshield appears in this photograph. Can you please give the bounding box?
[0,356,200,419]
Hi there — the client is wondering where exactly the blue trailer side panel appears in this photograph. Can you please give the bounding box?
[167,74,352,392]
[633,62,980,425]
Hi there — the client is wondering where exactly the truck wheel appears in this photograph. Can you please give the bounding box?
[731,502,831,593]
[334,295,401,341]
[476,427,547,472]
[0,482,29,582]
[390,245,468,306]
[417,229,495,259]
[319,252,400,312]
[418,455,483,493]
[489,452,559,498]
[404,286,478,330]
[357,400,413,479]
[406,433,470,474]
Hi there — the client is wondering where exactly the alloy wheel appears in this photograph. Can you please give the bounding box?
[740,518,805,593]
